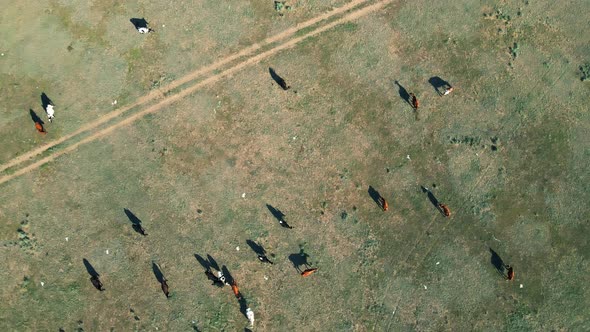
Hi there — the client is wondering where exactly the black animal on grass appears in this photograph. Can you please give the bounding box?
[269,67,290,90]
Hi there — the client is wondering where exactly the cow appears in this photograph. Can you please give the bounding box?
[45,104,55,122]
[258,255,274,264]
[90,275,104,291]
[160,279,170,298]
[438,203,451,217]
[231,282,241,299]
[380,197,389,212]
[246,308,255,327]
[205,270,224,287]
[443,86,454,96]
[506,265,515,281]
[35,122,46,134]
[301,268,318,277]
[409,93,419,109]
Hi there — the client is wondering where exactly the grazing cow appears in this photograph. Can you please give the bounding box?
[90,275,104,291]
[506,265,515,281]
[409,93,419,109]
[205,270,224,287]
[258,255,274,264]
[231,282,241,299]
[380,197,389,212]
[246,308,255,327]
[438,203,451,217]
[45,104,55,122]
[160,279,170,298]
[443,86,454,96]
[279,219,293,229]
[217,271,230,286]
[35,122,46,134]
[301,268,318,277]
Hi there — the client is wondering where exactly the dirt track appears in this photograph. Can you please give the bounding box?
[0,0,394,186]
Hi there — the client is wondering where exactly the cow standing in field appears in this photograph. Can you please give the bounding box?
[160,279,170,298]
[258,255,274,264]
[205,270,225,287]
[35,122,46,134]
[45,104,55,122]
[506,265,515,281]
[90,275,104,291]
[301,268,318,277]
[246,308,255,327]
[409,93,419,110]
[231,281,241,299]
[438,203,451,217]
[380,197,389,212]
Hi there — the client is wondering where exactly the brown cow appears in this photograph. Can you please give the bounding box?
[35,122,46,134]
[409,93,419,110]
[161,279,170,298]
[506,265,514,281]
[438,203,451,217]
[381,197,389,212]
[301,268,318,277]
[231,282,241,299]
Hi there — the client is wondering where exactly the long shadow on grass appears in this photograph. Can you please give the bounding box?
[288,246,310,273]
[428,76,451,96]
[124,208,147,236]
[246,240,266,256]
[83,258,99,278]
[130,18,149,30]
[29,109,44,125]
[489,248,506,277]
[152,262,165,283]
[421,186,441,211]
[368,186,385,210]
[40,92,53,110]
[266,204,293,228]
[393,80,411,105]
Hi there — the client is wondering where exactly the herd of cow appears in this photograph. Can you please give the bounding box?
[20,17,518,329]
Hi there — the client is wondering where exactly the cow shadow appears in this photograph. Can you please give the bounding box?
[428,76,451,96]
[246,240,266,256]
[124,208,147,235]
[152,262,166,283]
[82,258,99,278]
[207,254,221,271]
[393,80,411,105]
[489,248,506,276]
[421,186,441,211]
[238,297,249,318]
[194,254,210,270]
[368,186,385,210]
[40,92,53,110]
[29,109,44,125]
[266,204,285,222]
[130,18,149,30]
[221,265,235,285]
[269,67,290,90]
[288,247,310,273]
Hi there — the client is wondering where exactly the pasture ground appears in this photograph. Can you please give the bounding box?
[0,0,589,331]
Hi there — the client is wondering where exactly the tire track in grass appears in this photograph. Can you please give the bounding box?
[0,0,395,186]
[0,0,373,176]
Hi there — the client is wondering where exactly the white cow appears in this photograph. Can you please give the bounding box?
[246,308,255,327]
[45,104,55,122]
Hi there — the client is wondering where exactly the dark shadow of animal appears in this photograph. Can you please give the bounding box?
[124,208,147,235]
[266,204,285,222]
[152,262,165,283]
[368,186,385,210]
[194,254,210,270]
[207,254,220,271]
[130,18,149,30]
[40,92,53,110]
[244,329,253,332]
[421,186,441,212]
[288,247,310,273]
[269,67,290,90]
[489,248,506,276]
[428,76,451,96]
[29,109,44,125]
[246,240,266,256]
[394,80,411,105]
[83,258,99,278]
[221,265,235,285]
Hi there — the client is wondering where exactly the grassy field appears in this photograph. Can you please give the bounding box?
[0,0,589,331]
